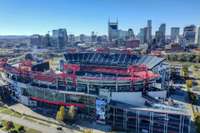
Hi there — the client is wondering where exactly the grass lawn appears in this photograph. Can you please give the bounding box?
[1,120,21,131]
[38,122,50,127]
[0,106,6,111]
[168,61,200,67]
[26,128,42,133]
[11,112,22,118]
[0,108,13,115]
[0,107,22,118]
[24,117,50,127]
[24,117,38,123]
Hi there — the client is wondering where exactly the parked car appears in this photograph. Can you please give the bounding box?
[57,127,62,130]
[0,121,3,128]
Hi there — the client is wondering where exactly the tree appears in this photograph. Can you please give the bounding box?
[186,80,192,88]
[67,106,76,120]
[8,130,18,133]
[60,106,65,120]
[182,65,189,78]
[84,129,93,133]
[188,91,197,104]
[6,121,14,130]
[18,126,25,133]
[195,114,200,133]
[56,106,65,122]
[56,111,61,121]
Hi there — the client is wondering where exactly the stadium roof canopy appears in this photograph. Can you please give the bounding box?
[64,52,165,69]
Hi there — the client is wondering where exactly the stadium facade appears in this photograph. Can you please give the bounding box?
[0,52,191,133]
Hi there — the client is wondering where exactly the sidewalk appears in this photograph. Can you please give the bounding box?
[0,130,6,133]
[8,103,58,124]
[6,103,108,133]
[0,113,80,133]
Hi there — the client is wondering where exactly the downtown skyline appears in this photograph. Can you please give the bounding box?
[0,0,200,35]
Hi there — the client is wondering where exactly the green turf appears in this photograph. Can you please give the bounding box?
[24,117,38,123]
[38,122,50,127]
[11,112,22,118]
[0,106,6,111]
[26,128,42,133]
[0,108,14,115]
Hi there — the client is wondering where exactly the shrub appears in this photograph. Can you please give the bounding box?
[84,129,93,133]
[6,121,14,130]
[8,130,18,133]
[18,125,25,133]
[195,114,200,133]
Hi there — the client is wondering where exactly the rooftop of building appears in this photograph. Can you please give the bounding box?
[109,100,190,116]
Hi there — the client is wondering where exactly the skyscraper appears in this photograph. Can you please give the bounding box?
[155,31,160,44]
[171,27,180,42]
[195,26,200,47]
[139,28,145,44]
[127,28,135,40]
[108,20,118,42]
[183,25,196,46]
[42,33,51,47]
[79,34,86,42]
[146,20,152,44]
[91,31,97,42]
[159,23,166,44]
[139,27,148,44]
[30,34,42,47]
[52,28,68,49]
[68,34,75,44]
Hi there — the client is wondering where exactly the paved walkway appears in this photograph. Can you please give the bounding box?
[0,113,80,133]
[8,103,58,124]
[0,130,6,133]
[8,104,108,133]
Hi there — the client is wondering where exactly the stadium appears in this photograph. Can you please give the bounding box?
[0,51,190,133]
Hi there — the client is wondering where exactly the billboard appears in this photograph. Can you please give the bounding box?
[96,98,107,124]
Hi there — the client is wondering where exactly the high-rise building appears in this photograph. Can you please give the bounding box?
[68,34,75,44]
[91,31,97,42]
[30,34,42,47]
[146,20,152,44]
[157,23,166,44]
[52,28,68,49]
[183,25,196,46]
[139,20,152,45]
[79,34,86,42]
[154,24,166,46]
[195,26,200,47]
[127,28,135,40]
[139,27,148,44]
[139,28,145,44]
[171,27,180,42]
[108,20,118,42]
[155,31,160,44]
[43,32,51,47]
[118,30,128,40]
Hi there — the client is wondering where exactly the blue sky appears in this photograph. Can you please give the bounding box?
[0,0,199,35]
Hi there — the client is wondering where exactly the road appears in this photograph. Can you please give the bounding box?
[0,113,80,133]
